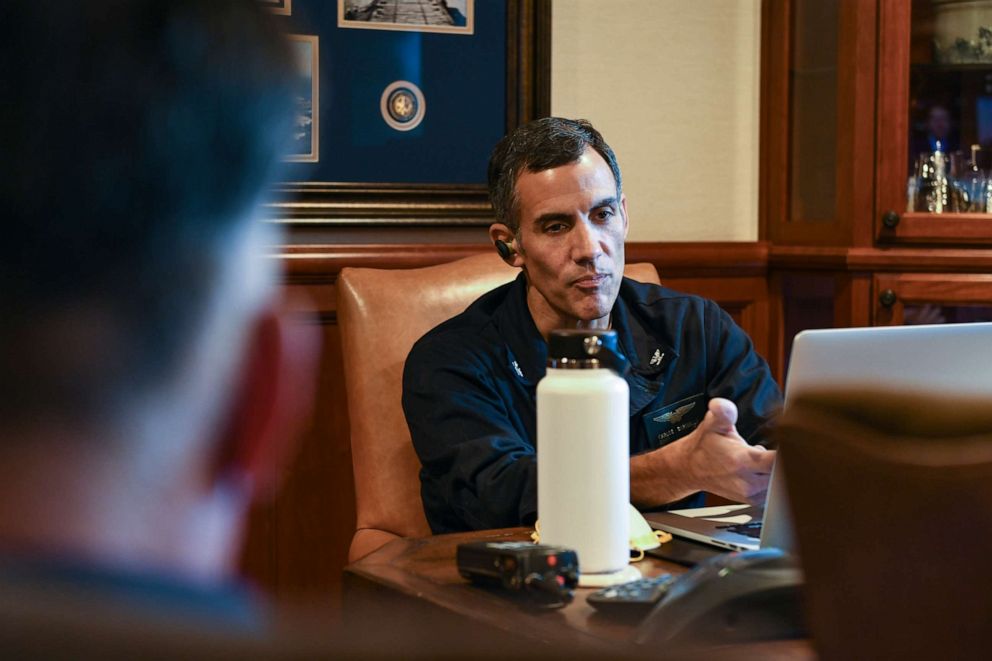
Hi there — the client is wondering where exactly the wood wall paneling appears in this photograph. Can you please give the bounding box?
[777,272,836,383]
[660,276,772,366]
[241,271,354,612]
[834,272,872,328]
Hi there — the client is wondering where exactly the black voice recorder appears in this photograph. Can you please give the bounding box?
[456,541,579,607]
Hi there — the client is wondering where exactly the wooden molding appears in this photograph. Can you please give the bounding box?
[768,245,851,269]
[507,0,552,128]
[770,244,992,272]
[837,0,878,248]
[759,0,790,244]
[276,241,772,283]
[265,183,494,227]
[876,212,992,246]
[627,242,769,276]
[275,244,491,282]
[875,0,912,243]
[279,240,992,293]
[848,247,992,271]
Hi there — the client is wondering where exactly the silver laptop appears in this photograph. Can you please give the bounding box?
[645,321,992,553]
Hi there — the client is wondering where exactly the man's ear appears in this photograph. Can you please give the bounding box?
[488,223,524,268]
[620,194,630,239]
[211,298,321,502]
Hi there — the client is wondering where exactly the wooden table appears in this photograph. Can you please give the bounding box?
[343,528,814,659]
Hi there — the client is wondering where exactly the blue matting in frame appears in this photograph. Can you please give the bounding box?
[277,1,507,185]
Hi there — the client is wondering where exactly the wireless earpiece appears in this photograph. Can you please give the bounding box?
[494,239,516,259]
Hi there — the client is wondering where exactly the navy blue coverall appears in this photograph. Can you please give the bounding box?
[402,273,782,534]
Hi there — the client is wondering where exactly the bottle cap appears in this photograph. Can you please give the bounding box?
[547,329,629,376]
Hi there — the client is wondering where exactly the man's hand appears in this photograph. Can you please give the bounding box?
[630,398,776,507]
[675,398,775,504]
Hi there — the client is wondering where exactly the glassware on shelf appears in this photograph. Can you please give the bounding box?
[907,173,919,213]
[913,142,952,212]
[909,142,992,214]
[958,144,989,212]
[904,0,992,219]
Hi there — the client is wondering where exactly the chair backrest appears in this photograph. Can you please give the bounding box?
[776,389,992,660]
[337,251,661,562]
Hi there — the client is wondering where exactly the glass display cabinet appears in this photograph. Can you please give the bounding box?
[764,0,992,375]
[877,0,992,244]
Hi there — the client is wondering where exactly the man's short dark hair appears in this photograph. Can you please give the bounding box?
[0,0,295,425]
[486,117,623,231]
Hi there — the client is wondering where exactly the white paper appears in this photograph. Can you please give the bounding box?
[668,504,751,518]
[699,514,753,524]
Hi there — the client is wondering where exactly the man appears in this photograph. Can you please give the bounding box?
[0,0,319,653]
[404,118,781,534]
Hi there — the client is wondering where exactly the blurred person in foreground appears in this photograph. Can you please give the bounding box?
[0,0,320,655]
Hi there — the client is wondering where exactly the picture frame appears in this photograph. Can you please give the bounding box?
[260,0,292,16]
[285,34,319,163]
[338,0,474,35]
[265,0,550,227]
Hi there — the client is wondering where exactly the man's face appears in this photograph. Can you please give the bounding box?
[511,147,628,328]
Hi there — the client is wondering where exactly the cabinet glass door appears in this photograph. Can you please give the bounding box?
[877,0,992,244]
[874,272,992,324]
[908,0,992,213]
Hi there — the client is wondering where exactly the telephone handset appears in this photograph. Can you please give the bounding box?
[634,548,806,645]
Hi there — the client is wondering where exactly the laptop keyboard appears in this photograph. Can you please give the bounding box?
[716,521,763,539]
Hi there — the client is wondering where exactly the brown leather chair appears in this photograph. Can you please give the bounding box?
[776,389,992,660]
[338,251,661,562]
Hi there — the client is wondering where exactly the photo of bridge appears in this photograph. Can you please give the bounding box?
[340,0,472,33]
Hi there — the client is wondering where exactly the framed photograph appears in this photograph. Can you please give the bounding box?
[266,0,550,227]
[338,0,473,35]
[285,34,319,163]
[259,0,292,16]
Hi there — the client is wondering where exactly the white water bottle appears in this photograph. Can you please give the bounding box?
[537,329,630,575]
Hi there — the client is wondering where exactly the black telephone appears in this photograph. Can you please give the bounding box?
[634,548,806,646]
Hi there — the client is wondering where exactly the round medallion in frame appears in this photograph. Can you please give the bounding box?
[380,80,426,132]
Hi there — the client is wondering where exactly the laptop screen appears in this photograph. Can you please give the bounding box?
[761,321,992,551]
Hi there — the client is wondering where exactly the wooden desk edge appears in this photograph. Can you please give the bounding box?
[342,529,815,659]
